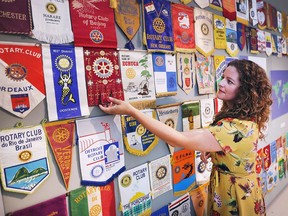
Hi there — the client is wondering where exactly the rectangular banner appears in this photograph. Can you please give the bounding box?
[70,184,116,216]
[42,44,89,121]
[168,193,191,216]
[76,115,125,186]
[119,50,156,109]
[182,101,201,131]
[69,0,117,48]
[152,53,177,97]
[200,98,214,128]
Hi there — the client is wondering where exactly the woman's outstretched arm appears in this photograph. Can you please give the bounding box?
[99,97,222,152]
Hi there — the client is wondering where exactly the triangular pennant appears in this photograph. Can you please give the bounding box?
[237,22,246,51]
[226,19,239,57]
[44,119,74,190]
[194,0,210,9]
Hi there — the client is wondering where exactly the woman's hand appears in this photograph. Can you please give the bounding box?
[99,97,135,116]
[200,151,211,163]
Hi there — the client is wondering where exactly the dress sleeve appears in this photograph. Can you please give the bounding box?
[208,118,258,153]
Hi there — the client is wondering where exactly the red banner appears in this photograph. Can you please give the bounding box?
[69,0,117,48]
[172,4,195,52]
[44,120,75,190]
[222,0,236,21]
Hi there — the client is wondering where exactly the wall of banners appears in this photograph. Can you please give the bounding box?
[0,0,288,215]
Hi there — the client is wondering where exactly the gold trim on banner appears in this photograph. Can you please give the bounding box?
[130,100,156,110]
[156,92,177,98]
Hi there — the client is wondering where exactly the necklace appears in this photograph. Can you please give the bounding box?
[151,1,166,34]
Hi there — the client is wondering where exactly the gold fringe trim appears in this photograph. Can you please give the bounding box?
[130,99,156,110]
[156,102,182,109]
[174,47,196,53]
[156,92,177,98]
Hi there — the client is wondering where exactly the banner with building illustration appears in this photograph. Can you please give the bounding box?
[76,115,125,186]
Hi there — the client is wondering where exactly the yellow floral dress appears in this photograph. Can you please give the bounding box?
[207,118,265,216]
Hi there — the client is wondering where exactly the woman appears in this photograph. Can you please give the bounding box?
[100,59,272,215]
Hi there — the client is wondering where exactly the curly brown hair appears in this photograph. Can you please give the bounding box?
[212,59,272,139]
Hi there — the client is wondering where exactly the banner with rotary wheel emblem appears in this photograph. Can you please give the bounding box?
[172,149,196,196]
[214,55,226,91]
[156,103,181,155]
[195,151,212,185]
[168,193,191,216]
[7,194,68,216]
[213,14,227,50]
[121,109,159,156]
[119,50,156,110]
[114,0,140,50]
[152,53,177,97]
[84,48,124,106]
[69,183,116,216]
[236,0,249,25]
[0,123,50,194]
[148,155,173,199]
[44,120,74,190]
[200,98,214,128]
[30,0,73,44]
[42,44,89,121]
[76,115,125,186]
[189,182,209,216]
[194,8,214,57]
[118,163,152,216]
[171,3,195,53]
[225,19,239,57]
[143,0,174,52]
[69,0,117,48]
[0,42,45,118]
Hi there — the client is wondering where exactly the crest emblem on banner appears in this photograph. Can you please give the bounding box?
[122,110,158,156]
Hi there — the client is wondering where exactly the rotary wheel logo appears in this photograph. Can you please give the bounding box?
[90,205,102,216]
[126,68,136,79]
[155,56,164,66]
[136,125,146,136]
[5,63,27,81]
[153,17,165,34]
[55,55,73,72]
[156,166,167,180]
[120,174,132,187]
[46,3,57,13]
[201,23,209,35]
[19,151,32,161]
[52,127,70,143]
[93,57,114,79]
[204,106,211,117]
[90,30,104,44]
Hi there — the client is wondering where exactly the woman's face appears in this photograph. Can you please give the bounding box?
[217,66,241,102]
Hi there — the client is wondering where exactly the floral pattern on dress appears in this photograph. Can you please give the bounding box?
[207,118,266,216]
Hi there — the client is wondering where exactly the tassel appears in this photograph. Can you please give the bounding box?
[124,40,135,50]
[109,0,117,9]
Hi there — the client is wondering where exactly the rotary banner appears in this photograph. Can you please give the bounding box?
[42,44,89,121]
[222,0,236,21]
[236,0,249,25]
[148,155,173,199]
[122,110,158,156]
[189,182,209,216]
[226,19,239,57]
[30,0,73,44]
[8,194,68,216]
[200,98,214,128]
[237,22,246,51]
[182,101,201,131]
[118,163,152,216]
[44,120,74,190]
[0,0,32,35]
[257,29,266,52]
[195,151,212,185]
[171,3,195,53]
[119,50,156,110]
[194,0,209,9]
[69,184,116,216]
[196,52,215,94]
[249,0,258,26]
[152,53,177,97]
[156,103,180,155]
[69,0,117,48]
[143,0,174,52]
[277,11,282,33]
[76,115,125,186]
[194,8,214,57]
[213,14,226,49]
[168,193,191,216]
[209,0,223,11]
[0,42,45,118]
[114,0,140,50]
[266,3,277,31]
[84,48,124,107]
[0,124,50,194]
[214,55,226,91]
[248,27,259,54]
[257,0,267,30]
[176,52,195,95]
[172,149,196,196]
